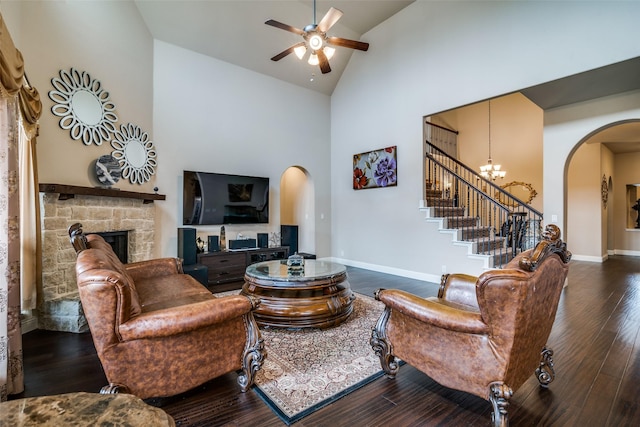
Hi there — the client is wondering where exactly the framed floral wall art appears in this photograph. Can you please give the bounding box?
[353,146,397,190]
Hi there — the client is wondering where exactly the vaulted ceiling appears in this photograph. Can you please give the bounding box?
[134,0,415,96]
[134,1,640,148]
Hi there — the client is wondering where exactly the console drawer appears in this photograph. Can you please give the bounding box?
[197,252,246,284]
[196,248,289,287]
[207,265,247,284]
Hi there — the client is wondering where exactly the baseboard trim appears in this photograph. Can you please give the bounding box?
[326,257,441,284]
[21,313,38,334]
[570,254,607,263]
[612,249,640,257]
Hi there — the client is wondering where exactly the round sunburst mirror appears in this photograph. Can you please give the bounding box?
[48,68,118,146]
[110,123,157,185]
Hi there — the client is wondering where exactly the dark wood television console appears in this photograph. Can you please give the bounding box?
[196,246,289,291]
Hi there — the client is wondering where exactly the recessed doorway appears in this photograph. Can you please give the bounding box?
[280,166,315,254]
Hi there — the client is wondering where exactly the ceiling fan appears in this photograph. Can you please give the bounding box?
[265,0,369,74]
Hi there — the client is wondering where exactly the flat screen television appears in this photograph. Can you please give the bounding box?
[183,170,269,225]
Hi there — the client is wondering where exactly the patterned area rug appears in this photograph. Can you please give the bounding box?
[218,291,386,425]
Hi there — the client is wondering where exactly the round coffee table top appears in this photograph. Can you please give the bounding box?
[245,259,346,282]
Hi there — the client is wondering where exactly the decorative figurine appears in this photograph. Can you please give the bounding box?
[286,252,305,275]
[196,237,205,253]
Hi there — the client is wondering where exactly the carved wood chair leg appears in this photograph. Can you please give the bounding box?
[489,382,513,427]
[238,312,267,392]
[238,339,266,392]
[535,346,556,387]
[370,305,399,378]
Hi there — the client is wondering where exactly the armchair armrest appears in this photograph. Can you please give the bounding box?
[376,289,488,334]
[125,258,183,282]
[118,295,255,341]
[438,273,480,310]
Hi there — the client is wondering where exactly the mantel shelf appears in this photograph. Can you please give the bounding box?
[39,183,166,204]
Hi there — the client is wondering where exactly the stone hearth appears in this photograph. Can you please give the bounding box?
[39,191,157,332]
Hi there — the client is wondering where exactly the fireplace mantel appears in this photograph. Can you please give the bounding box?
[39,183,166,204]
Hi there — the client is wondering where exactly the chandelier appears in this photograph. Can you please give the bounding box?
[479,100,506,181]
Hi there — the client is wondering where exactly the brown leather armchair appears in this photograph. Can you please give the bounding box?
[370,224,571,426]
[69,223,266,399]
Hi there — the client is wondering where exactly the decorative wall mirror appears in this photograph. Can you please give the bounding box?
[499,181,538,207]
[48,68,118,146]
[111,123,157,184]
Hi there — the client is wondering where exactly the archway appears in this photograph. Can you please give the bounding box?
[280,166,315,255]
[565,119,640,261]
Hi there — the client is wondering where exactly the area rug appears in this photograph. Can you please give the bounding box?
[217,291,386,425]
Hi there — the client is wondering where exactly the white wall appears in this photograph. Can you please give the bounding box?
[1,1,155,192]
[152,41,331,258]
[544,91,640,259]
[332,1,640,278]
[567,142,602,260]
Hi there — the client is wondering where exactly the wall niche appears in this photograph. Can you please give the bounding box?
[626,184,640,229]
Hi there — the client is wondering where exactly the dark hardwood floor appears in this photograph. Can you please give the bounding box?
[12,258,640,426]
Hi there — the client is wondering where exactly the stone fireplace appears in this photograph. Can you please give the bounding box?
[95,230,129,264]
[39,185,163,332]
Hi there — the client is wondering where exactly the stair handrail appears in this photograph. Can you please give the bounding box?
[426,150,509,214]
[426,141,543,217]
[425,121,459,135]
[425,140,543,267]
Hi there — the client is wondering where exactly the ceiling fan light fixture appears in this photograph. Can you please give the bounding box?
[324,46,335,60]
[308,33,324,50]
[294,45,307,59]
[265,3,368,75]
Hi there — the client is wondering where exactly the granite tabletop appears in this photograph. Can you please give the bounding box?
[0,392,175,426]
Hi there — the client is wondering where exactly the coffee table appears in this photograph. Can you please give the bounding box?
[241,259,355,328]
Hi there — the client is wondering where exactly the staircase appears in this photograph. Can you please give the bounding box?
[422,122,543,269]
[422,184,512,268]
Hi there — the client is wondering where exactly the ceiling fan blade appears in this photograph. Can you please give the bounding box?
[270,42,306,62]
[317,49,331,74]
[265,19,304,36]
[317,7,343,33]
[327,37,369,51]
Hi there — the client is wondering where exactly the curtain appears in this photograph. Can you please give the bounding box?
[0,95,23,400]
[0,15,24,99]
[18,113,39,311]
[18,84,41,311]
[0,11,41,401]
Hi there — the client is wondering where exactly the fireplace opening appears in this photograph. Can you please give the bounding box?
[95,230,129,264]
